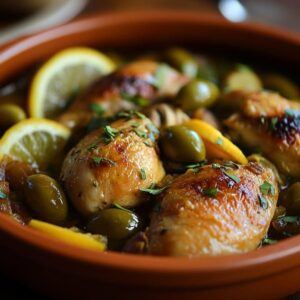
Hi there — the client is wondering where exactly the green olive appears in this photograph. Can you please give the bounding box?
[160,125,206,162]
[175,79,220,111]
[87,208,140,240]
[223,65,262,92]
[262,73,299,99]
[0,104,26,128]
[281,183,300,216]
[164,47,198,78]
[24,174,68,224]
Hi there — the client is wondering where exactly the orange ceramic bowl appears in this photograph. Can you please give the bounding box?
[0,11,300,300]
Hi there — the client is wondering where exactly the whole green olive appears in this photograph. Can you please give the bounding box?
[24,174,68,224]
[175,79,220,111]
[281,182,300,216]
[0,104,26,129]
[87,208,140,240]
[160,125,206,163]
[164,47,198,78]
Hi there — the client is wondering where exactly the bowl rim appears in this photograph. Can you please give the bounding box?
[0,11,300,287]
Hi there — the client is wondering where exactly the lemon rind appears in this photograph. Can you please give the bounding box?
[29,47,116,118]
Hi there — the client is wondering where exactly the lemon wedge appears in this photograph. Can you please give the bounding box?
[29,219,106,251]
[183,119,248,164]
[29,47,116,118]
[0,118,70,170]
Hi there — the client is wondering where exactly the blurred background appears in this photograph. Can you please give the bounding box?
[0,0,299,45]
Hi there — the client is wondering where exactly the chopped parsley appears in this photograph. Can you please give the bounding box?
[120,91,149,107]
[0,190,7,199]
[140,184,168,195]
[92,156,116,166]
[184,161,207,171]
[271,117,278,130]
[262,237,277,245]
[202,187,218,198]
[113,203,132,213]
[216,137,223,145]
[134,129,148,139]
[223,170,240,183]
[115,110,146,121]
[260,181,275,196]
[90,103,105,116]
[278,216,299,224]
[258,194,269,210]
[140,168,147,180]
[223,161,240,169]
[101,125,119,144]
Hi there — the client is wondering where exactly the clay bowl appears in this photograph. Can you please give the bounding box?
[0,11,300,300]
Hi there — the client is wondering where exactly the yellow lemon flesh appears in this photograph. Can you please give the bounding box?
[29,219,106,252]
[183,119,248,164]
[0,118,70,170]
[29,47,116,118]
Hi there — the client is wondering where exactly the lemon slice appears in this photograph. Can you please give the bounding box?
[29,47,116,118]
[0,118,70,169]
[183,119,248,164]
[29,219,106,251]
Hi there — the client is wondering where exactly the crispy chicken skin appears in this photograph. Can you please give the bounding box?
[224,91,300,177]
[60,116,165,216]
[58,61,189,129]
[147,162,278,257]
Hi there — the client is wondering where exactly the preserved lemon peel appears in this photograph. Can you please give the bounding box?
[29,219,106,251]
[183,119,248,164]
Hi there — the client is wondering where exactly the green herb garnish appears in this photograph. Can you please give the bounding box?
[134,129,148,139]
[279,216,299,224]
[101,125,119,144]
[113,203,132,213]
[271,117,278,130]
[223,170,240,183]
[92,157,116,166]
[202,187,218,198]
[262,237,277,245]
[260,181,275,196]
[258,194,269,210]
[223,161,240,169]
[90,103,105,116]
[140,184,168,195]
[0,190,7,199]
[120,91,149,107]
[140,168,147,180]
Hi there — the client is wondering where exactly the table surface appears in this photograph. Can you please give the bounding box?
[0,0,299,298]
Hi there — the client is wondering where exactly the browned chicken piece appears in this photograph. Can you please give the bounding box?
[223,91,300,178]
[60,115,165,216]
[147,162,278,257]
[58,61,189,129]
